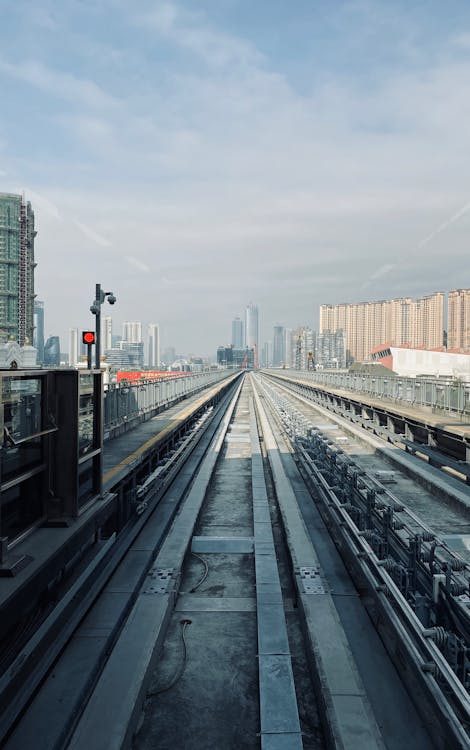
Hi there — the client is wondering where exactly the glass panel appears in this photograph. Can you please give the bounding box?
[2,377,43,481]
[1,473,43,541]
[3,376,42,441]
[78,374,95,456]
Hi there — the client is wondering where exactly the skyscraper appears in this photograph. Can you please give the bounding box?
[101,316,113,351]
[34,299,45,363]
[272,325,285,366]
[122,321,142,343]
[245,303,259,366]
[0,193,36,345]
[68,328,79,367]
[148,323,160,367]
[231,317,244,349]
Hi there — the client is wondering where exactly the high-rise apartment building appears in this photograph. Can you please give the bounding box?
[0,193,36,345]
[122,321,142,343]
[34,299,45,362]
[68,328,79,367]
[315,330,346,369]
[245,303,259,365]
[412,292,444,350]
[148,323,160,367]
[448,289,470,352]
[320,292,444,363]
[231,317,244,349]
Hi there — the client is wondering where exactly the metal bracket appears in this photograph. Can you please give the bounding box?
[143,567,174,594]
[299,566,325,594]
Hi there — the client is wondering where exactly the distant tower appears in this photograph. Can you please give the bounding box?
[231,316,244,349]
[44,336,60,366]
[101,315,113,351]
[69,327,79,367]
[34,299,45,362]
[122,321,142,343]
[245,303,259,366]
[272,325,285,366]
[148,323,160,367]
[0,192,36,345]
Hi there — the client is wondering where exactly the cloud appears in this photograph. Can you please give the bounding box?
[0,58,119,110]
[137,2,263,68]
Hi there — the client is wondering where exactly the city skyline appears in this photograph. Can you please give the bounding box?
[1,3,470,353]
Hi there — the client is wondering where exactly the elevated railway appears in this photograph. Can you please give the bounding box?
[0,369,469,749]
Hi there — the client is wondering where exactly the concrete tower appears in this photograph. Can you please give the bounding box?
[34,299,45,362]
[148,323,160,367]
[122,321,142,343]
[69,328,79,367]
[101,316,113,351]
[245,303,259,365]
[231,317,244,349]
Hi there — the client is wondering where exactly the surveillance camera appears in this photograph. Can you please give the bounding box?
[90,304,99,314]
[108,294,116,305]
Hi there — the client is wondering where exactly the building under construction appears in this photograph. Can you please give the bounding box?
[0,193,36,345]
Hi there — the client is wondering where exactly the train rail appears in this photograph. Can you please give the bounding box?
[0,374,242,748]
[264,371,470,486]
[2,373,469,749]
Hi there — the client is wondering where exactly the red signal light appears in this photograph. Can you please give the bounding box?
[82,331,95,345]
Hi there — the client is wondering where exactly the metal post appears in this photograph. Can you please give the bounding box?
[87,344,92,369]
[95,283,101,371]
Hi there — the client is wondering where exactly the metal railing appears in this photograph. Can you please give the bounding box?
[103,370,233,431]
[265,369,470,416]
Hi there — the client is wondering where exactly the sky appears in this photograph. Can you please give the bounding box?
[1,0,470,356]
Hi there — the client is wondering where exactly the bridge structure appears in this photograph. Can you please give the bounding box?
[0,366,469,749]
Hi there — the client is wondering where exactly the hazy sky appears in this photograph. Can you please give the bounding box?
[1,0,470,356]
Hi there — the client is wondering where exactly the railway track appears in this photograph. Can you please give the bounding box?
[255,373,470,747]
[3,373,469,749]
[260,373,470,541]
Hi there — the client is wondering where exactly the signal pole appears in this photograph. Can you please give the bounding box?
[90,284,117,371]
